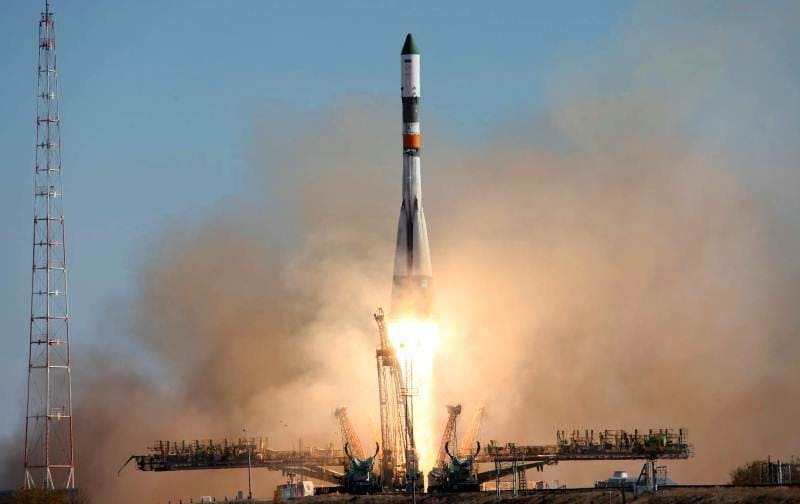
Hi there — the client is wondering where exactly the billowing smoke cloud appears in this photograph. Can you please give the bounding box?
[2,2,799,501]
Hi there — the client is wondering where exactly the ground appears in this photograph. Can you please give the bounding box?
[262,486,800,503]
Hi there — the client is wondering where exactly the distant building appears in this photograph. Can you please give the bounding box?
[532,479,562,489]
[275,480,314,500]
[595,469,677,489]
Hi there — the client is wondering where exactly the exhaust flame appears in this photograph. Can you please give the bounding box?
[387,317,440,476]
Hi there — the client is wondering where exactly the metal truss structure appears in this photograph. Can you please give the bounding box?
[373,309,419,490]
[120,439,347,485]
[334,407,365,460]
[434,404,461,469]
[24,1,75,490]
[125,428,692,491]
[459,406,484,457]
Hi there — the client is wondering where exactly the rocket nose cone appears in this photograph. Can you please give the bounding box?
[401,33,420,55]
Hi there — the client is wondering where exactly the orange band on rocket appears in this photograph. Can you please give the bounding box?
[403,134,421,149]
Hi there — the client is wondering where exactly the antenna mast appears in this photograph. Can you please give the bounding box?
[24,0,76,490]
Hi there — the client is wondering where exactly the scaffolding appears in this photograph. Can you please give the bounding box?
[554,429,692,459]
[434,404,461,469]
[120,438,347,485]
[126,427,692,496]
[761,457,799,485]
[334,407,365,460]
[373,309,419,491]
[459,406,485,457]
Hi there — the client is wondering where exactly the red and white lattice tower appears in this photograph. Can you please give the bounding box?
[23,0,75,490]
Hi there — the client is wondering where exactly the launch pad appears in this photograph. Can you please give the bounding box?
[124,428,692,491]
[123,304,693,493]
[123,288,694,494]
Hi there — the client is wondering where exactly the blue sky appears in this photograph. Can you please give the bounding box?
[0,1,635,438]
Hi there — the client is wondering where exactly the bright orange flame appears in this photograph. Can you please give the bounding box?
[387,317,440,477]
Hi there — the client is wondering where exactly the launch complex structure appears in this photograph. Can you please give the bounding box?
[127,306,692,492]
[373,308,420,490]
[125,34,694,495]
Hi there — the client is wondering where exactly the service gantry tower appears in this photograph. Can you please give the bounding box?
[23,0,76,490]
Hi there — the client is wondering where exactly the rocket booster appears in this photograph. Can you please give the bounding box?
[391,34,433,317]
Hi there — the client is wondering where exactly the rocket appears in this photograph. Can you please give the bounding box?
[391,34,433,317]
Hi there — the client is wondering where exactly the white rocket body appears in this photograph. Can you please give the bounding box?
[392,34,433,317]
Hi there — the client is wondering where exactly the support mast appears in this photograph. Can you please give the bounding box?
[23,0,76,490]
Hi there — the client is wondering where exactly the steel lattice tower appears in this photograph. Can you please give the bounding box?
[23,0,75,490]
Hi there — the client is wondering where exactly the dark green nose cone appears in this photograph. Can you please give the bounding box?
[401,33,419,55]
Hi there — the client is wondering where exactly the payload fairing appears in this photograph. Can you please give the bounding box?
[391,34,433,318]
